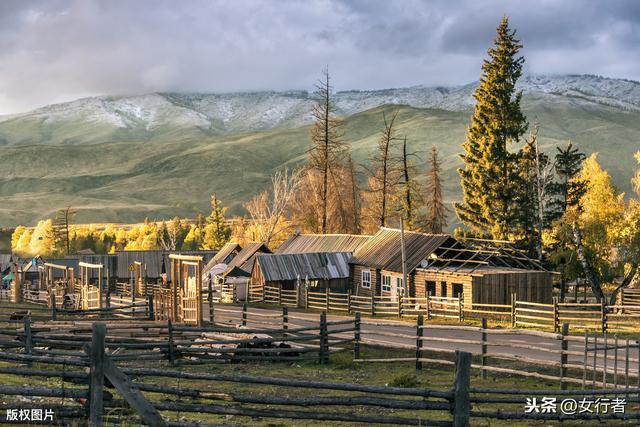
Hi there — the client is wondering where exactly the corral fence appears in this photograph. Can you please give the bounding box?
[1,324,640,426]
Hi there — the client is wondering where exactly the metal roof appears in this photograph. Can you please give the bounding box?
[276,233,371,254]
[349,228,455,274]
[255,252,352,282]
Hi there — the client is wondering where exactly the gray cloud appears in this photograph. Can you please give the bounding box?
[0,0,638,114]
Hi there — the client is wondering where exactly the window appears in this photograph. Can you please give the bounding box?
[426,281,436,297]
[381,275,392,292]
[440,282,447,297]
[396,277,404,295]
[361,270,371,289]
[452,283,463,299]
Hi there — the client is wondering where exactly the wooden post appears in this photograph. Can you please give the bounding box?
[426,291,431,320]
[167,319,175,366]
[196,262,203,327]
[354,312,361,360]
[282,306,288,335]
[603,331,608,388]
[370,293,375,317]
[560,322,569,390]
[601,301,607,333]
[347,289,352,314]
[242,302,248,327]
[458,296,463,322]
[481,318,487,379]
[325,287,330,311]
[147,294,154,321]
[89,323,106,427]
[397,293,402,319]
[23,315,32,355]
[452,351,471,427]
[106,266,110,308]
[553,297,559,333]
[510,292,516,327]
[592,335,598,388]
[416,314,424,370]
[304,286,309,310]
[625,339,630,398]
[319,311,328,364]
[582,331,588,390]
[614,335,618,389]
[50,293,57,321]
[278,285,282,306]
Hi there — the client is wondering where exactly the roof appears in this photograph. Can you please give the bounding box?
[350,228,455,274]
[115,250,217,278]
[276,233,371,254]
[203,243,242,273]
[225,243,271,276]
[255,252,351,282]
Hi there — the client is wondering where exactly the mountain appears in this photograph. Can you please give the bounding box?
[1,74,640,227]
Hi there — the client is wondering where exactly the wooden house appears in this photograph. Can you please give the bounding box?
[276,232,371,254]
[211,243,271,301]
[350,227,554,306]
[251,252,352,293]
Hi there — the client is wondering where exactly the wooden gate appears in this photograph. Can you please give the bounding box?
[169,254,204,326]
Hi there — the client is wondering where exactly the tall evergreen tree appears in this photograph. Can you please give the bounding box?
[455,16,528,239]
[203,193,231,250]
[423,146,448,234]
[548,141,586,220]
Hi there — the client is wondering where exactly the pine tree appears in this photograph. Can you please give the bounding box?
[548,141,586,220]
[423,146,448,233]
[455,16,528,239]
[308,68,348,233]
[203,194,231,250]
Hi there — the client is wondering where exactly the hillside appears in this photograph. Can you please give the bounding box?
[1,74,640,227]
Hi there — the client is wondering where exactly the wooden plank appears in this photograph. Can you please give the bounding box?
[89,323,106,426]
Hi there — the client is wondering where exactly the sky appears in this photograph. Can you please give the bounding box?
[0,0,639,114]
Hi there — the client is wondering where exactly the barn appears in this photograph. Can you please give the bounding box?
[350,228,554,306]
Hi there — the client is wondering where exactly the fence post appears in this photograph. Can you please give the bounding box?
[426,291,431,321]
[50,293,57,321]
[23,315,32,356]
[319,311,328,364]
[481,317,487,379]
[147,295,154,321]
[560,322,569,390]
[398,293,402,319]
[167,319,175,366]
[510,292,516,327]
[601,301,607,333]
[208,282,214,325]
[354,312,361,360]
[416,314,424,370]
[553,297,559,333]
[370,293,375,317]
[304,286,309,310]
[242,302,248,327]
[89,323,106,427]
[209,299,215,326]
[278,285,282,306]
[325,287,330,311]
[458,297,463,322]
[453,351,471,427]
[282,306,288,335]
[347,290,352,314]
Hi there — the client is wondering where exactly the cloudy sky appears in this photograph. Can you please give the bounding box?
[1,0,639,114]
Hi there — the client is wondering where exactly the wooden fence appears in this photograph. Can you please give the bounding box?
[2,324,640,425]
[356,315,640,390]
[251,288,640,332]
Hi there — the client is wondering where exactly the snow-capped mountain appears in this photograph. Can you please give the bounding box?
[1,74,639,143]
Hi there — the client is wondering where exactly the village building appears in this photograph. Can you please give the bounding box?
[350,228,554,306]
[276,232,371,254]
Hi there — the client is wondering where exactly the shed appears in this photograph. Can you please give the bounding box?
[251,252,352,292]
[115,250,217,280]
[203,243,242,274]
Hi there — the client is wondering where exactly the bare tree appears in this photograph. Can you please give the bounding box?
[54,206,77,255]
[399,137,422,230]
[308,68,347,233]
[246,168,302,246]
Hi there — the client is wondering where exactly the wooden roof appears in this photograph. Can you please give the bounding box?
[350,228,455,274]
[255,252,351,282]
[115,250,216,278]
[276,233,371,254]
[225,242,271,276]
[203,243,242,273]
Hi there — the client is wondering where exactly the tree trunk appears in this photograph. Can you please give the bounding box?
[572,223,605,302]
